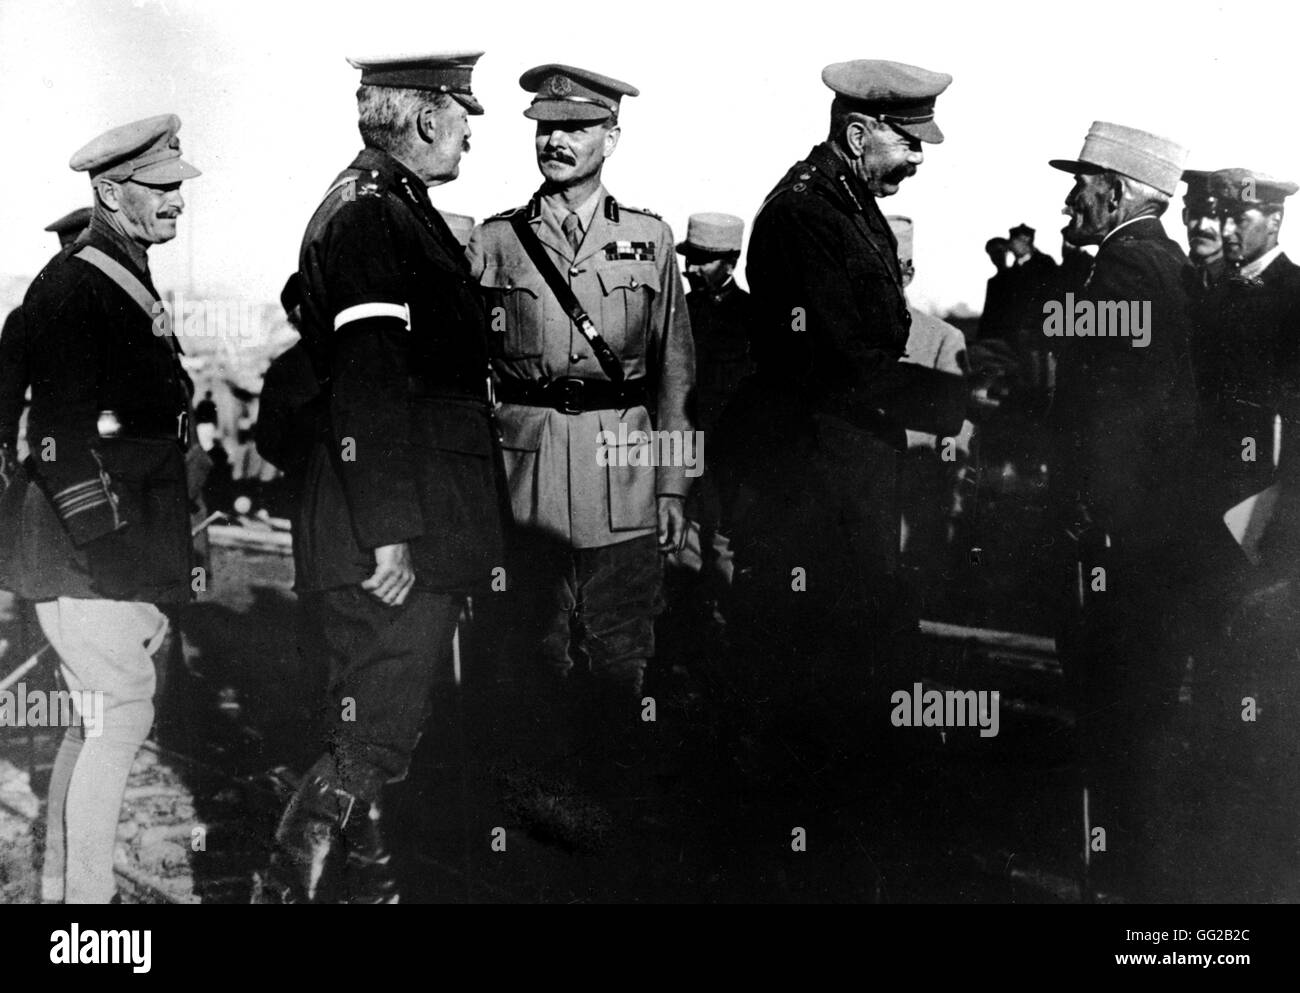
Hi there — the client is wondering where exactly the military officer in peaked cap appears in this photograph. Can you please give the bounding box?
[44,207,94,248]
[1192,170,1300,574]
[1181,169,1226,292]
[256,51,505,903]
[0,115,200,904]
[1189,169,1300,523]
[719,60,960,770]
[1186,167,1300,898]
[1047,121,1203,898]
[468,64,694,805]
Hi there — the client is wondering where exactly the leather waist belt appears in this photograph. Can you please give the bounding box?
[496,377,647,415]
[97,408,189,447]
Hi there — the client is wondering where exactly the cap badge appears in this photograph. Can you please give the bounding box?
[547,74,572,97]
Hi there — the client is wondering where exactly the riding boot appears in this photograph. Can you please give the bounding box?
[253,774,357,904]
[339,799,400,904]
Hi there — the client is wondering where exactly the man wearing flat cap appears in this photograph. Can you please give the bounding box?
[468,64,694,804]
[719,59,961,760]
[1047,120,1203,898]
[0,115,200,904]
[257,51,505,903]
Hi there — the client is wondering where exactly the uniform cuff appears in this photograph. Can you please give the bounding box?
[55,479,127,547]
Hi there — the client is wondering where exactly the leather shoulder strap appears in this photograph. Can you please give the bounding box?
[508,212,624,383]
[74,245,159,323]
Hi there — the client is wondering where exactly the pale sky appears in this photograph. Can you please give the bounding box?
[2,0,1298,315]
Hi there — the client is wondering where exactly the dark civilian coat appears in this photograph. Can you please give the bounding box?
[1048,216,1199,551]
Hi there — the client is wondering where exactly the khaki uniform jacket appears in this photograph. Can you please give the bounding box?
[468,187,695,549]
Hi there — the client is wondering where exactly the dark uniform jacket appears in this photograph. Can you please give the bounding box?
[0,218,194,603]
[686,279,753,433]
[744,142,914,439]
[293,147,504,593]
[1049,216,1199,548]
[1191,252,1300,577]
[0,308,28,454]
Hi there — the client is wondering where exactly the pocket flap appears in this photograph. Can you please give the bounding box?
[482,265,542,297]
[597,263,659,297]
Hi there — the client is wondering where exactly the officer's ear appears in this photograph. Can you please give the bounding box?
[1266,206,1284,237]
[416,102,438,144]
[602,123,621,160]
[1105,173,1126,211]
[94,178,124,213]
[843,117,871,158]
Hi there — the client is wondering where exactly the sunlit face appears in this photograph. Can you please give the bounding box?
[535,119,618,188]
[1182,200,1222,263]
[1219,204,1279,265]
[1009,234,1033,259]
[426,101,471,183]
[1061,172,1117,246]
[684,255,735,294]
[851,119,925,197]
[110,180,185,244]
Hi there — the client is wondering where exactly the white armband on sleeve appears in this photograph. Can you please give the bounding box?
[334,302,411,332]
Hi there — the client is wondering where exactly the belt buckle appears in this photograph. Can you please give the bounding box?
[556,377,585,415]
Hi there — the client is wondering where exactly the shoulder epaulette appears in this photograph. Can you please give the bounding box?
[618,202,663,220]
[354,169,384,199]
[485,203,532,223]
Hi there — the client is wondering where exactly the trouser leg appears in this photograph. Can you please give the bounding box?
[35,598,166,905]
[40,728,82,902]
[304,586,462,802]
[264,587,460,903]
[573,535,662,788]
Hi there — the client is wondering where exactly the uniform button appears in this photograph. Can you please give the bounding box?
[570,353,582,363]
[629,277,638,288]
[569,266,581,277]
[505,280,514,290]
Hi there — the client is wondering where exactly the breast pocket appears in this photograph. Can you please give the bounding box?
[596,263,658,361]
[481,265,546,358]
